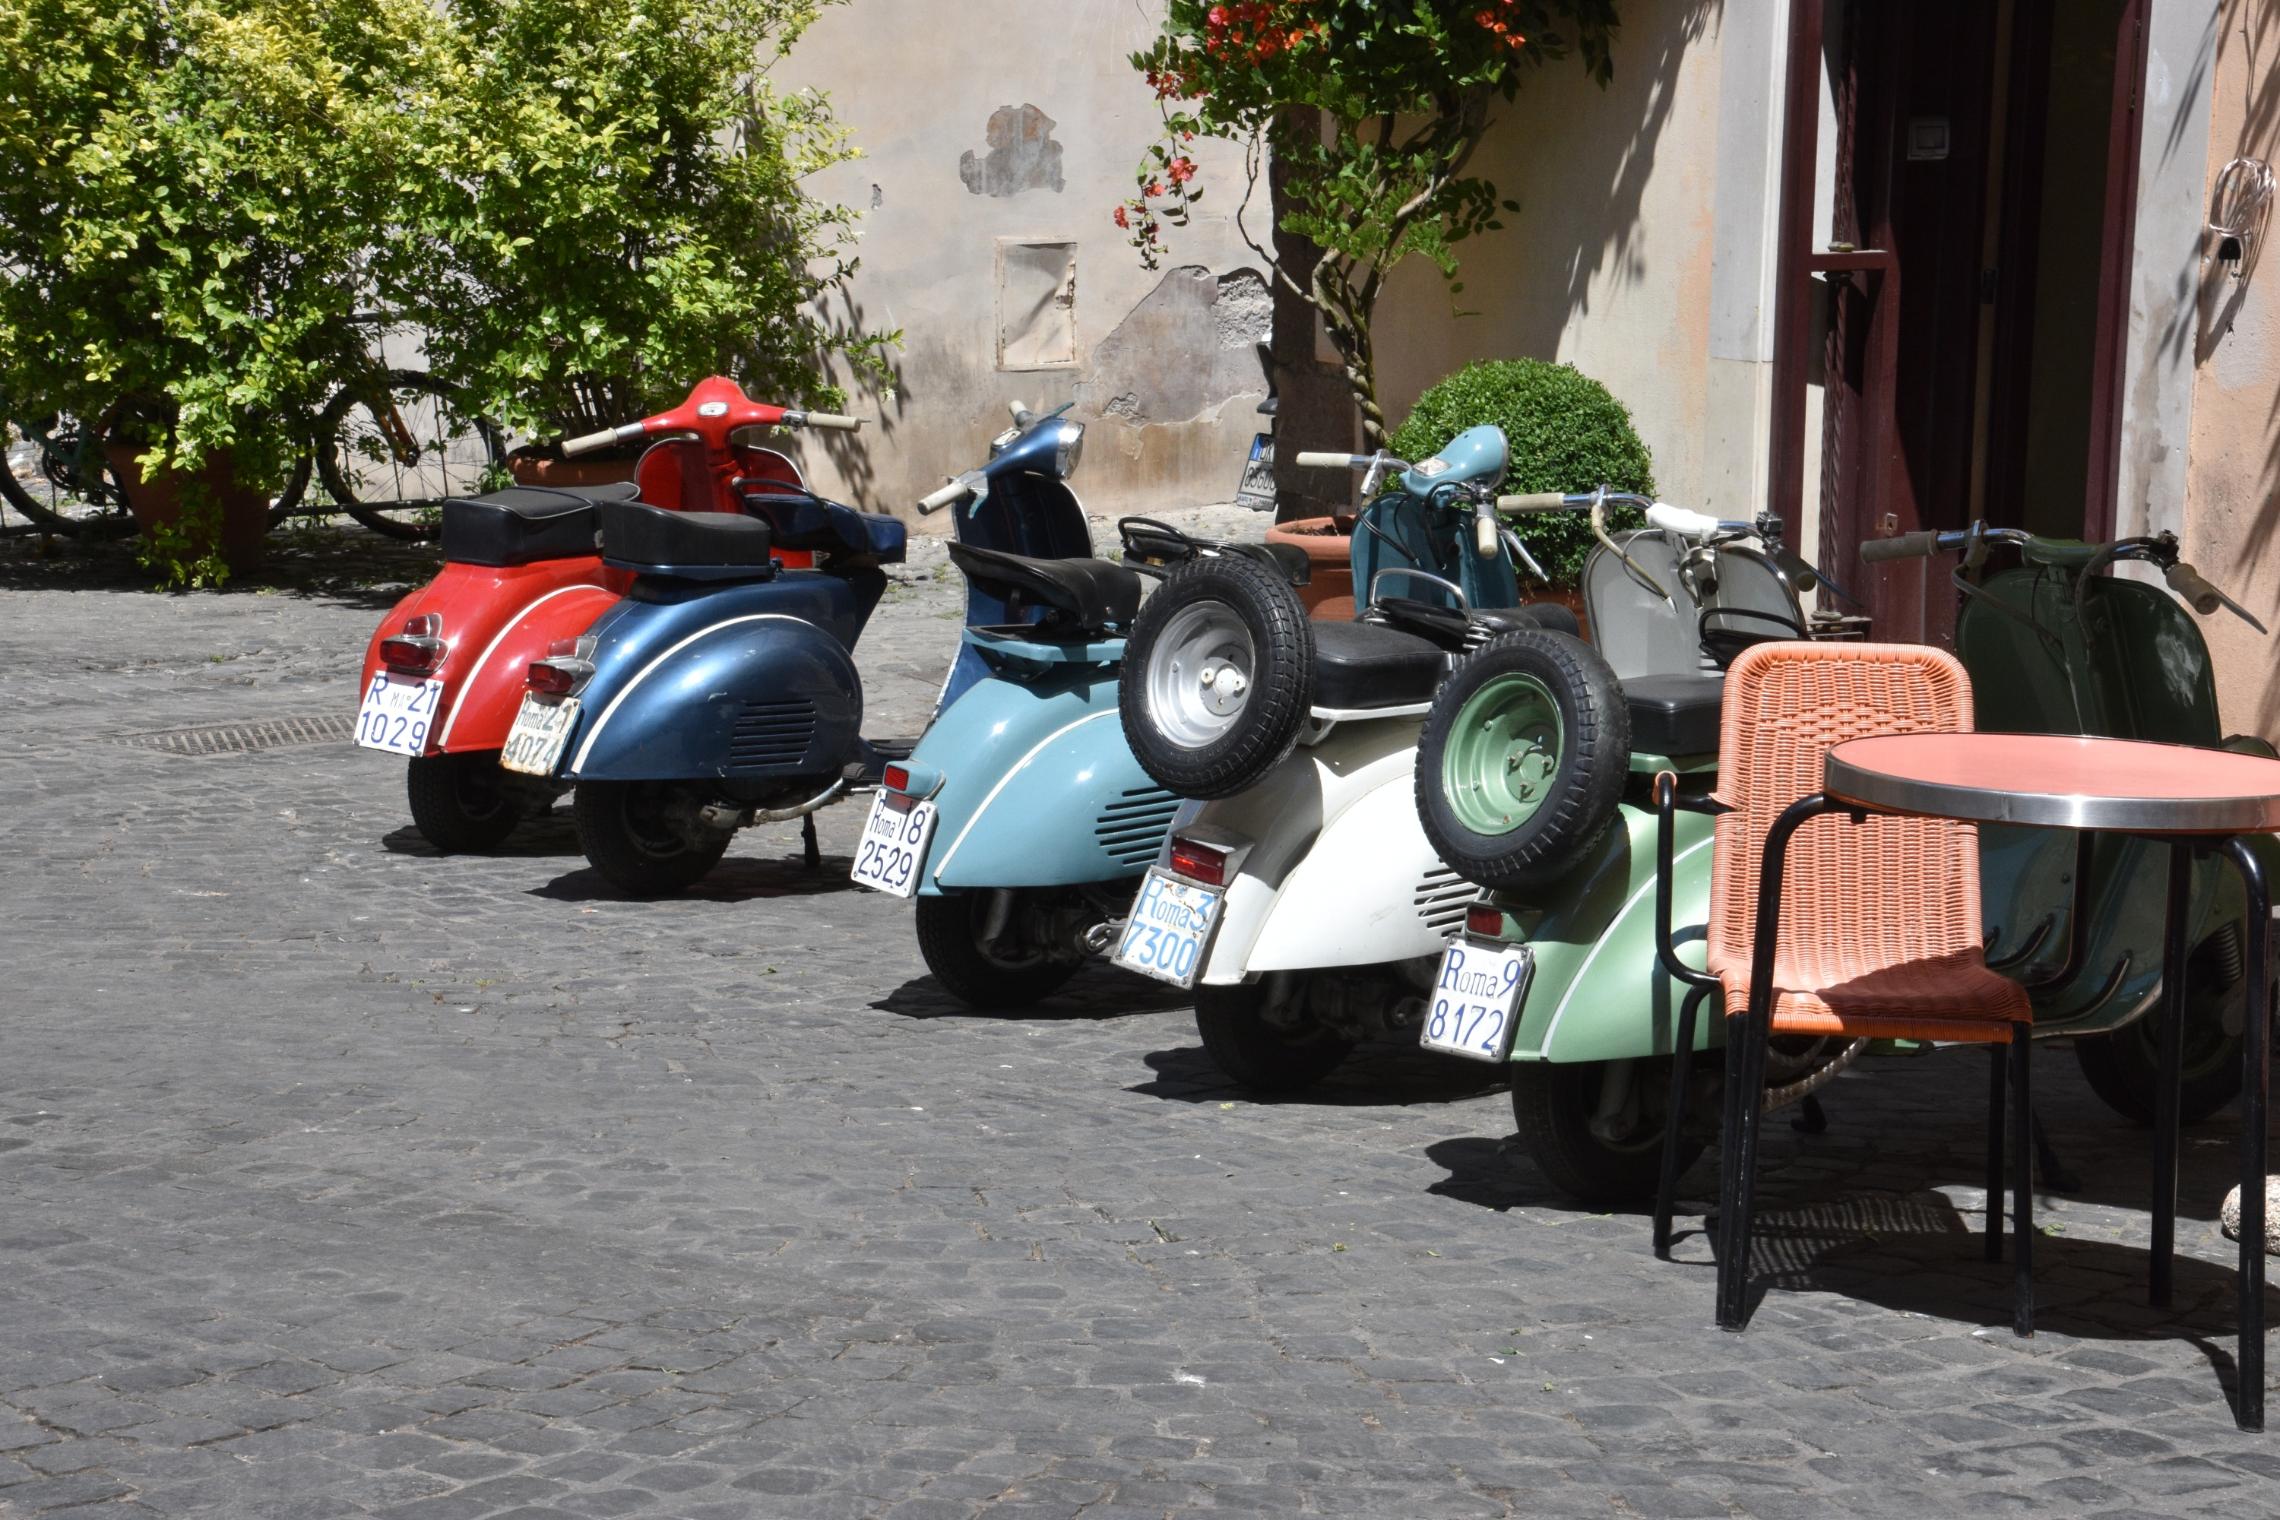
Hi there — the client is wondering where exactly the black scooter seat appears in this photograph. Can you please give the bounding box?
[947,542,1143,634]
[742,491,908,564]
[598,499,776,577]
[440,482,638,567]
[1621,672,1724,757]
[1312,620,1447,710]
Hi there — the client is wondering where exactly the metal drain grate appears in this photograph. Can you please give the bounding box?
[119,714,356,756]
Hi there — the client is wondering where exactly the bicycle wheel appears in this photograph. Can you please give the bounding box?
[317,370,503,541]
[264,451,315,527]
[0,412,137,538]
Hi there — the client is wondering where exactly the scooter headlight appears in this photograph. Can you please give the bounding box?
[1054,420,1085,480]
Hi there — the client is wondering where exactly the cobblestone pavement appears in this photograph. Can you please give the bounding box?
[0,521,2275,1519]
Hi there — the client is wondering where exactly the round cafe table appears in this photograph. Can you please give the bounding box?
[1822,731,2279,1431]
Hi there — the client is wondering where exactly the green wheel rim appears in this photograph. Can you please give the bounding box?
[1442,673,1564,836]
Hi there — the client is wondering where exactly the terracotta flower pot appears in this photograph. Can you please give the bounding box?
[506,445,640,488]
[105,444,270,573]
[1266,516,1356,621]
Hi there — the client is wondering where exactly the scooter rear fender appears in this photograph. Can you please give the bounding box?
[564,575,864,783]
[357,558,628,756]
[1182,717,1456,983]
[916,658,1176,893]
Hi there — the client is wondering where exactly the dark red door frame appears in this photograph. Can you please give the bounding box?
[2082,0,2150,543]
[1767,0,1830,546]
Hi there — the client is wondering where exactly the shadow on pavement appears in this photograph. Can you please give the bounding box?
[379,814,586,861]
[530,852,864,903]
[0,520,439,609]
[1131,1039,1510,1108]
[872,962,1190,1023]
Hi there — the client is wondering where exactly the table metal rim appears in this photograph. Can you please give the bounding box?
[1822,747,2280,835]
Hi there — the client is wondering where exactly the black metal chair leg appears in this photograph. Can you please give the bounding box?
[1791,1094,1829,1134]
[2151,842,2193,1308]
[1721,1002,1773,1330]
[1713,1026,1747,1310]
[1655,986,1707,1260]
[2011,1024,2033,1338]
[1986,1040,2007,1263]
[2220,836,2268,1432]
[802,812,821,870]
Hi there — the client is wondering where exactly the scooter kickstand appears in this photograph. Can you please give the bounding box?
[2031,1108,2082,1194]
[802,813,821,870]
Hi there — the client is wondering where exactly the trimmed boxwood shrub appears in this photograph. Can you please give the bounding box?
[1389,358,1655,588]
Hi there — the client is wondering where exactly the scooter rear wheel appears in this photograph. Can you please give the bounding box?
[405,750,525,853]
[573,780,733,897]
[1193,979,1353,1093]
[913,891,1081,1009]
[1512,1057,1701,1207]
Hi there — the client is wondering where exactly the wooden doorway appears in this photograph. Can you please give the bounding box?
[1770,0,2151,646]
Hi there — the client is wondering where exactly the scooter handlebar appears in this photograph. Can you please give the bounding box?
[561,423,643,458]
[1644,502,1724,538]
[2165,562,2224,616]
[787,410,863,433]
[1496,492,1570,512]
[1860,530,1942,564]
[916,478,972,515]
[1293,451,1362,470]
[1474,499,1500,556]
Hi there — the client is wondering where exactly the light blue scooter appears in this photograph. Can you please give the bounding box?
[849,404,1303,1006]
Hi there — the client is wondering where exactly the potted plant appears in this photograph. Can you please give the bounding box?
[0,0,424,584]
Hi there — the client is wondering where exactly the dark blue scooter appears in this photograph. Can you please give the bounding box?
[501,440,910,895]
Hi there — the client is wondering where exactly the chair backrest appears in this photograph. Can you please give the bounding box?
[1705,641,1981,984]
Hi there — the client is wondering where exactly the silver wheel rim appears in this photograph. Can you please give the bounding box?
[1147,600,1255,749]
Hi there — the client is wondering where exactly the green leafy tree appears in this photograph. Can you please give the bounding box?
[1126,0,1620,447]
[388,0,890,439]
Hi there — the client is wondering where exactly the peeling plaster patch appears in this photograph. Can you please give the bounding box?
[997,241,1077,370]
[959,105,1065,197]
[1077,267,1272,428]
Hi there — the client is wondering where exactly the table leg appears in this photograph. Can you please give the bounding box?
[2151,842,2194,1308]
[2220,836,2268,1434]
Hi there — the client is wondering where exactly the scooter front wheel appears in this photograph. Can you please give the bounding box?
[573,780,733,897]
[1193,979,1353,1093]
[913,891,1082,1009]
[1512,1057,1701,1207]
[405,750,526,853]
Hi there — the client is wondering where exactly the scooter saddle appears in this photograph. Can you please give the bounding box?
[439,482,638,567]
[1621,671,1724,757]
[742,491,908,564]
[596,498,776,578]
[947,541,1143,634]
[1313,620,1447,710]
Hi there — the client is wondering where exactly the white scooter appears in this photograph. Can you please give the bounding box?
[1111,447,1813,1092]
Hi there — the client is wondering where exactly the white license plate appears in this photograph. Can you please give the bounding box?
[849,791,938,897]
[1421,938,1535,1063]
[1112,869,1224,988]
[354,673,445,757]
[500,694,580,777]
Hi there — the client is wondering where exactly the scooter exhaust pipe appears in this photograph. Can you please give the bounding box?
[1083,919,1119,955]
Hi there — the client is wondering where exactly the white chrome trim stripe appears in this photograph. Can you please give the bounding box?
[930,708,1116,882]
[569,613,809,773]
[435,583,608,749]
[1516,834,1714,1061]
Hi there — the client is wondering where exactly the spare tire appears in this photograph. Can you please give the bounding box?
[1119,550,1314,799]
[1415,629,1630,891]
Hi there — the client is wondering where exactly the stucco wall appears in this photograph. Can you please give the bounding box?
[1371,0,1736,511]
[2179,0,2280,738]
[773,1,1268,526]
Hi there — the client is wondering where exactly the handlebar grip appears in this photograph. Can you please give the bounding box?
[1859,531,1940,564]
[1496,492,1569,512]
[791,410,863,433]
[1474,502,1499,557]
[916,478,971,515]
[1292,451,1360,470]
[2166,562,2224,615]
[1644,502,1721,538]
[560,427,621,459]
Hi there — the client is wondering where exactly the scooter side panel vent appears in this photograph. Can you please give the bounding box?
[729,698,818,771]
[1414,865,1473,932]
[1094,786,1179,868]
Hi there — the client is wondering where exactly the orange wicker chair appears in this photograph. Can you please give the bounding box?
[1651,641,2034,1334]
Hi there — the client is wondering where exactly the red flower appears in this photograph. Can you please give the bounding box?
[1113,205,1130,229]
[1166,156,1197,186]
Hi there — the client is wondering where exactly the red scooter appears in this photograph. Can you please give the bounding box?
[353,378,860,850]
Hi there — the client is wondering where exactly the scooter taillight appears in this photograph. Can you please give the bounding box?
[526,657,593,698]
[882,763,911,794]
[1465,902,1507,940]
[379,614,445,675]
[1168,836,1229,888]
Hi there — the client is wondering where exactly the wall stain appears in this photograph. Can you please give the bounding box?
[960,104,1066,197]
